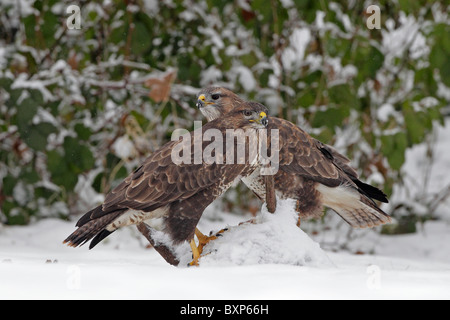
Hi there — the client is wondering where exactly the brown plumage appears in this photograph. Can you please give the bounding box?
[64,101,269,264]
[196,87,391,228]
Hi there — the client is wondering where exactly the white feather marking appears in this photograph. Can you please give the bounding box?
[316,184,390,228]
[200,106,221,121]
[106,206,169,231]
[241,169,265,199]
[316,184,360,209]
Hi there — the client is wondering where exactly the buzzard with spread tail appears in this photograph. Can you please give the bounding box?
[64,101,269,266]
[196,87,391,229]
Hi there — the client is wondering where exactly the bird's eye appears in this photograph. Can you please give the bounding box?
[211,93,220,100]
[243,110,252,117]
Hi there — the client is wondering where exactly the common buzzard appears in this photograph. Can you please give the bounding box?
[64,101,269,266]
[196,87,391,229]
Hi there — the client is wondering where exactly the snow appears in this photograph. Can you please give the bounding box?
[234,65,257,92]
[377,103,398,122]
[194,200,332,267]
[382,13,428,61]
[1,198,450,300]
[11,73,55,102]
[281,28,311,71]
[112,135,136,160]
[390,118,450,220]
[2,112,450,300]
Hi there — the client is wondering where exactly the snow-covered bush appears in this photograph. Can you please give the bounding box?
[0,0,449,232]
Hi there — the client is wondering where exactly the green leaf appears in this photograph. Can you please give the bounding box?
[312,127,334,144]
[294,0,322,24]
[414,67,437,96]
[0,77,13,90]
[297,90,316,108]
[28,89,44,105]
[429,23,450,86]
[2,201,29,225]
[74,123,93,141]
[109,23,127,45]
[63,136,95,172]
[2,175,16,196]
[17,97,38,126]
[42,11,58,47]
[22,122,57,151]
[47,150,65,176]
[441,59,450,87]
[129,111,149,130]
[381,132,407,170]
[353,42,384,84]
[403,104,426,145]
[19,168,40,184]
[47,149,78,191]
[92,171,104,193]
[23,14,38,48]
[311,106,350,131]
[328,84,360,109]
[430,45,447,71]
[326,36,352,58]
[131,21,152,55]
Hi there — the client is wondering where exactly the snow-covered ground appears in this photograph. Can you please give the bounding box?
[1,198,449,300]
[1,120,450,300]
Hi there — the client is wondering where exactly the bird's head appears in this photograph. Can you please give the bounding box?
[229,101,269,130]
[196,87,244,122]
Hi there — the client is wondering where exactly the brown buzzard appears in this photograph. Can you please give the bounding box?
[196,87,391,229]
[64,101,269,266]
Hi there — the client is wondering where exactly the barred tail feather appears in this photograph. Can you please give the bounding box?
[63,210,124,248]
[317,184,391,229]
[331,199,391,228]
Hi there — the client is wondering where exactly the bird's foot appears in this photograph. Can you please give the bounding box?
[187,228,228,266]
[195,228,226,255]
[188,239,201,267]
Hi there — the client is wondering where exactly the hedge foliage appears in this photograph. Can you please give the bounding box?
[0,0,449,228]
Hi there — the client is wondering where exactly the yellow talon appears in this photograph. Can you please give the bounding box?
[195,228,219,255]
[188,239,201,267]
[188,227,229,266]
[187,228,225,266]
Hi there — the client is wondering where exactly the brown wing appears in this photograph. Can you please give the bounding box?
[313,140,359,180]
[269,118,352,188]
[76,126,236,228]
[268,117,388,203]
[314,139,388,202]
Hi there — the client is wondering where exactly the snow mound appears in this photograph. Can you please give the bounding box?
[185,199,333,267]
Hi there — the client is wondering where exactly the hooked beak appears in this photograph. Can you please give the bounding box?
[196,99,204,109]
[258,111,268,127]
[196,94,206,109]
[196,94,210,109]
